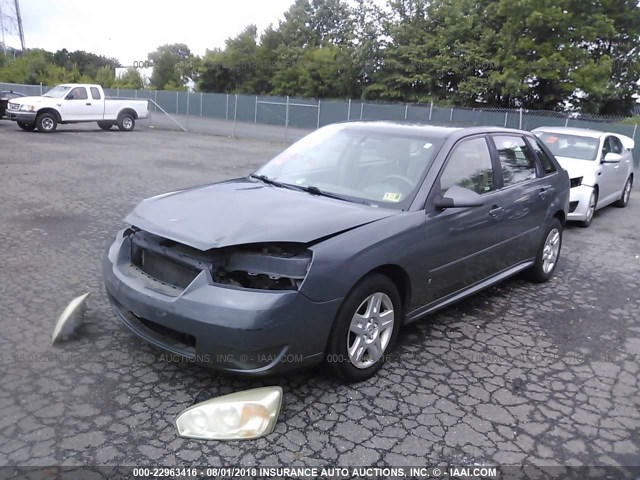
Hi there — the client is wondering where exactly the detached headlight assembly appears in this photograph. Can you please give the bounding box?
[175,387,283,440]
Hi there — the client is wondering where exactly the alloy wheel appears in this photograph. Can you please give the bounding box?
[624,179,632,204]
[542,228,561,274]
[347,292,395,369]
[586,192,596,222]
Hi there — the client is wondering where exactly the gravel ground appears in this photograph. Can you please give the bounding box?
[0,121,638,474]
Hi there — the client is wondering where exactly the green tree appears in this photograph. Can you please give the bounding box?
[271,45,354,97]
[198,48,234,92]
[573,0,640,115]
[367,0,433,101]
[148,43,195,89]
[95,65,115,88]
[53,48,120,79]
[223,25,261,93]
[113,67,143,89]
[371,0,640,112]
[279,0,354,48]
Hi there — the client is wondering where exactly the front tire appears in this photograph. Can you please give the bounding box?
[117,113,135,131]
[615,176,632,208]
[326,274,402,383]
[578,189,597,228]
[36,113,58,133]
[525,218,563,283]
[17,122,36,131]
[97,121,113,131]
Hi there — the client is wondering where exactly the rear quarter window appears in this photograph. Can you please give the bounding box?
[528,138,557,175]
[90,87,101,100]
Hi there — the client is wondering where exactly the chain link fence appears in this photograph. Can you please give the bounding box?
[2,80,638,165]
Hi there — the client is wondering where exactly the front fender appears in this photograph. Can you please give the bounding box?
[301,212,425,303]
[36,107,62,122]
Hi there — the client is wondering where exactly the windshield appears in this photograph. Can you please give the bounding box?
[536,132,599,161]
[42,86,72,98]
[255,124,443,209]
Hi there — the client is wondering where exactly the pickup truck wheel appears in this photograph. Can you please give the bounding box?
[17,122,36,131]
[117,113,135,132]
[36,113,58,133]
[97,121,113,130]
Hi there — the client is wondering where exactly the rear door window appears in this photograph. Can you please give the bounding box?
[492,136,537,187]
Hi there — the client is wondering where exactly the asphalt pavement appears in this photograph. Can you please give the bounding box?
[0,120,638,473]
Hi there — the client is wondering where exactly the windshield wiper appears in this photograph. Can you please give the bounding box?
[249,174,289,189]
[294,184,371,205]
[251,174,371,205]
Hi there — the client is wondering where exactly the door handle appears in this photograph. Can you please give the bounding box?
[86,103,92,106]
[538,187,549,199]
[489,205,504,217]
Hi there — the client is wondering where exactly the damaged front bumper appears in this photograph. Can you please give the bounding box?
[103,229,342,375]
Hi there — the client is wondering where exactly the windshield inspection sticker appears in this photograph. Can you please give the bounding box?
[383,192,402,202]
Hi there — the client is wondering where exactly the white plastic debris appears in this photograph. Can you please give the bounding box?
[52,292,90,344]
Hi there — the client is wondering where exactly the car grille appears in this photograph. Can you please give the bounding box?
[7,102,19,111]
[134,249,200,289]
[129,232,202,289]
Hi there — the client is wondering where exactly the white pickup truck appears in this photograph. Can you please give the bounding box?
[6,83,149,133]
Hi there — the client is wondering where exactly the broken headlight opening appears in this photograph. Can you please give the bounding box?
[128,230,312,291]
[570,177,583,188]
[213,243,311,290]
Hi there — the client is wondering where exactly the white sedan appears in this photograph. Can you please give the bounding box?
[533,127,634,227]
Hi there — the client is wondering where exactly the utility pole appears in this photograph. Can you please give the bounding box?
[0,2,6,54]
[0,0,25,52]
[14,0,24,50]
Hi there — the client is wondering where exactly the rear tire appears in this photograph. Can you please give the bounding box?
[578,189,597,228]
[525,218,563,283]
[97,121,113,131]
[615,176,632,208]
[325,273,402,383]
[36,113,57,133]
[117,113,135,131]
[17,122,36,131]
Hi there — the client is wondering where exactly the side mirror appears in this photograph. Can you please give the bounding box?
[602,152,622,163]
[434,185,484,210]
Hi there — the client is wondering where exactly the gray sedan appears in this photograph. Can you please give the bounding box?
[103,122,569,382]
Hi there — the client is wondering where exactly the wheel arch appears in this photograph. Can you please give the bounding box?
[552,209,566,227]
[37,108,61,122]
[118,108,138,120]
[363,264,411,314]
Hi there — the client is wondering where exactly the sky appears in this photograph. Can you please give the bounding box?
[6,0,297,65]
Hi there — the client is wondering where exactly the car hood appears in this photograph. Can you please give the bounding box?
[8,96,46,105]
[125,178,398,251]
[555,156,599,180]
